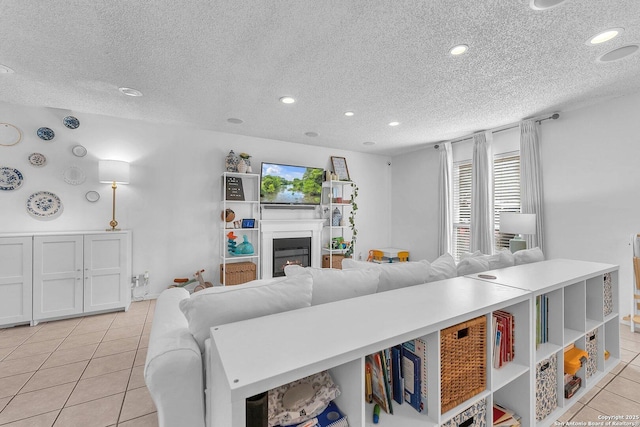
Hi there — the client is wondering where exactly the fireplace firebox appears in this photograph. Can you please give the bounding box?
[273,237,311,277]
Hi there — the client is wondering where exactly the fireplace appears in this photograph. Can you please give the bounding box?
[273,237,311,277]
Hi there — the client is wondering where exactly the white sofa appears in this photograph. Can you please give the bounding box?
[144,248,543,427]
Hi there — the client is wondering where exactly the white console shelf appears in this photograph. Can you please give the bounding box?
[207,259,619,427]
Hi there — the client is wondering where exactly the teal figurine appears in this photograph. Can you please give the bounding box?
[234,235,254,255]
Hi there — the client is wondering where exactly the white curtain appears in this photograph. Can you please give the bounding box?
[520,120,545,251]
[438,142,453,255]
[471,132,494,254]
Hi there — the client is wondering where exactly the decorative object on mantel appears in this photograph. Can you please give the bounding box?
[63,116,80,129]
[63,165,87,185]
[344,182,358,258]
[26,190,63,219]
[28,153,47,167]
[0,123,22,146]
[37,127,55,141]
[225,150,239,172]
[239,152,252,173]
[330,156,350,181]
[0,167,24,191]
[72,145,87,157]
[98,159,130,231]
[85,190,100,202]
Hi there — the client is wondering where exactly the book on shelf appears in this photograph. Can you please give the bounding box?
[493,310,515,368]
[391,345,404,405]
[403,337,428,412]
[402,348,422,412]
[366,352,393,414]
[493,402,521,427]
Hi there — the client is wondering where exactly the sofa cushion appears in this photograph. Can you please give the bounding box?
[456,250,515,276]
[284,265,380,305]
[179,276,313,352]
[514,247,545,265]
[340,259,431,292]
[426,253,457,282]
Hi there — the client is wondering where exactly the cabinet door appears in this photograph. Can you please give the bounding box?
[83,233,129,313]
[0,237,33,326]
[33,235,83,321]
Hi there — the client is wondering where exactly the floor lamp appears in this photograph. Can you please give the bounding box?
[499,213,536,253]
[99,160,130,231]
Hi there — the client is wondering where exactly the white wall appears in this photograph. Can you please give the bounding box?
[0,102,392,296]
[392,91,640,320]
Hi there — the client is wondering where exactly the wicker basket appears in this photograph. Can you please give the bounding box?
[220,262,256,286]
[440,315,487,413]
[322,254,344,269]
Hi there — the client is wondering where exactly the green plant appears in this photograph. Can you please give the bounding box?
[344,182,358,258]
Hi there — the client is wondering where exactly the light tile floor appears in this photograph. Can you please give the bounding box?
[1,301,639,426]
[0,300,157,426]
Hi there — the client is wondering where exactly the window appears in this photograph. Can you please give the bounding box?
[452,151,520,261]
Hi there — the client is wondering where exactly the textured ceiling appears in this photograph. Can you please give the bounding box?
[1,1,639,155]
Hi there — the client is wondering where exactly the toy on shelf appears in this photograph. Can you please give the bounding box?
[169,269,213,293]
[235,235,254,255]
[227,231,238,254]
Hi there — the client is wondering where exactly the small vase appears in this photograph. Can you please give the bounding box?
[245,158,252,173]
[225,150,239,172]
[237,159,248,173]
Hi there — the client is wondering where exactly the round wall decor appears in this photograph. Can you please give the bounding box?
[28,153,47,167]
[27,191,63,219]
[0,123,22,146]
[63,116,80,129]
[0,167,24,191]
[37,127,55,141]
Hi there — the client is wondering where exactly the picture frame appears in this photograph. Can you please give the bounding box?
[225,176,245,201]
[330,156,350,181]
[241,218,256,228]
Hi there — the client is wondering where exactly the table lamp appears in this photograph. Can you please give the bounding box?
[99,160,130,231]
[499,213,536,253]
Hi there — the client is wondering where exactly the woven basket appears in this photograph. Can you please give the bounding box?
[440,315,487,413]
[220,261,256,286]
[322,254,344,269]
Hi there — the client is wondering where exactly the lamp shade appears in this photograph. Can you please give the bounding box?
[99,160,130,184]
[499,213,536,234]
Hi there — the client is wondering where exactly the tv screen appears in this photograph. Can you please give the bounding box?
[260,162,324,205]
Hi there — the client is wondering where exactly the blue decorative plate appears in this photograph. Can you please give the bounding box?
[63,116,80,129]
[26,191,63,219]
[37,127,55,141]
[0,167,23,191]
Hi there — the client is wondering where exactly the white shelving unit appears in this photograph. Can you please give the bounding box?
[468,259,620,427]
[220,172,261,285]
[321,180,355,268]
[207,259,619,427]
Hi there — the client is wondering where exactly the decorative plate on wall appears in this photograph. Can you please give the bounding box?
[63,165,86,185]
[37,127,55,141]
[63,116,80,129]
[0,123,22,146]
[28,152,47,167]
[26,191,63,219]
[85,190,100,202]
[0,167,24,191]
[71,145,87,157]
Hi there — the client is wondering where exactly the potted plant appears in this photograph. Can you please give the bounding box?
[239,152,252,173]
[344,182,358,258]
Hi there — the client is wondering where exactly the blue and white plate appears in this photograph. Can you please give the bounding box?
[0,167,23,191]
[28,153,47,167]
[63,116,80,129]
[37,127,55,141]
[26,191,63,219]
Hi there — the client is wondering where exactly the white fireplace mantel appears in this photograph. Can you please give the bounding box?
[260,219,325,279]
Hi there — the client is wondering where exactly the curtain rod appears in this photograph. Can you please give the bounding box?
[433,112,560,149]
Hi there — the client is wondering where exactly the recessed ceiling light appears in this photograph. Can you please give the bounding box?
[227,118,243,124]
[279,96,295,104]
[119,87,143,97]
[388,121,400,127]
[305,132,318,137]
[588,28,623,45]
[529,0,567,10]
[449,45,468,56]
[597,44,639,62]
[0,64,14,74]
[363,141,375,146]
[344,111,355,117]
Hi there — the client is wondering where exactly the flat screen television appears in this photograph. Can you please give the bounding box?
[260,162,324,205]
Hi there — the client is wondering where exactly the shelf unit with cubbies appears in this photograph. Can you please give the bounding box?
[320,180,355,269]
[469,259,619,427]
[220,172,261,286]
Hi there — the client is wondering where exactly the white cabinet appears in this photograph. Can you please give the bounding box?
[0,236,33,327]
[220,172,260,285]
[321,180,356,268]
[33,232,131,322]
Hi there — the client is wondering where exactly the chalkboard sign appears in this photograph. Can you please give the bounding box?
[225,176,245,201]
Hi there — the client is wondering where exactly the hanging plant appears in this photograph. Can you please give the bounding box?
[344,182,358,258]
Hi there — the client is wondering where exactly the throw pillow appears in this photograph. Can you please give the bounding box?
[284,265,380,305]
[426,253,457,282]
[514,247,545,265]
[179,275,313,352]
[327,260,431,292]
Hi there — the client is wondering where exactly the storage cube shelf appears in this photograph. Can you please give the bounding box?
[208,260,619,427]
